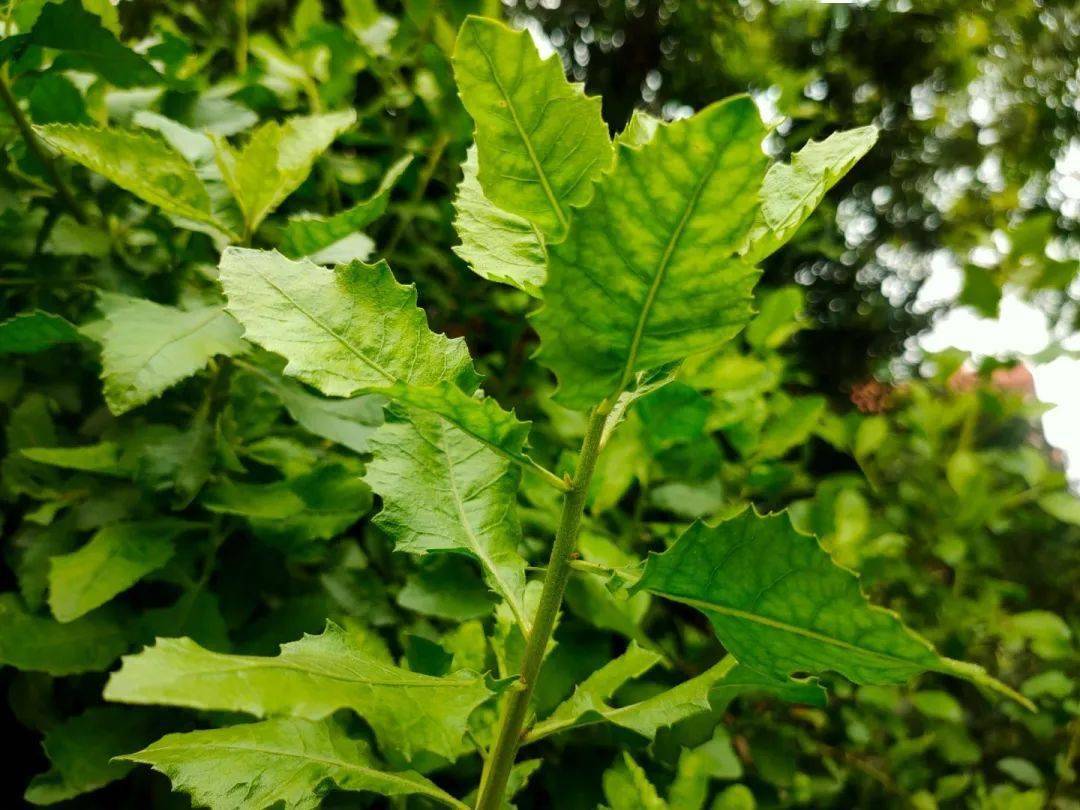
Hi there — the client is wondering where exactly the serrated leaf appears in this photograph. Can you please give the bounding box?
[35,125,227,233]
[48,521,193,622]
[635,510,1032,707]
[214,111,356,235]
[25,707,167,805]
[453,16,612,239]
[532,96,767,410]
[219,248,479,397]
[365,410,529,629]
[123,717,467,810]
[0,311,81,354]
[98,299,246,415]
[104,621,495,760]
[536,643,662,735]
[281,154,412,259]
[0,593,128,675]
[603,752,667,810]
[452,146,546,296]
[745,125,878,262]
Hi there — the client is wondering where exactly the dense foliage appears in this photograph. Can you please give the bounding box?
[0,2,1077,809]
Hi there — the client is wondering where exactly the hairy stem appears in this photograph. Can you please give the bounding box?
[0,68,89,224]
[475,407,609,809]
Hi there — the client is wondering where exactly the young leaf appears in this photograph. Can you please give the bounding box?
[48,521,193,622]
[213,111,356,235]
[219,248,479,397]
[0,593,128,675]
[98,300,246,415]
[104,622,496,760]
[280,154,413,259]
[452,146,546,297]
[532,96,768,411]
[35,125,225,232]
[744,125,878,262]
[0,311,81,354]
[365,410,529,629]
[25,707,167,805]
[122,718,468,810]
[635,509,1032,706]
[453,16,612,239]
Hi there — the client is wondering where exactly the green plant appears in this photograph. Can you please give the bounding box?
[2,4,1076,810]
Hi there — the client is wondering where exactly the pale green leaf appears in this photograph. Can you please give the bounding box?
[104,622,495,760]
[453,16,612,239]
[25,707,166,805]
[98,299,245,415]
[0,593,128,675]
[745,125,878,262]
[0,311,81,354]
[48,521,192,622]
[365,410,529,629]
[668,728,743,810]
[532,96,767,410]
[35,125,225,232]
[214,111,356,234]
[122,717,467,810]
[281,154,412,259]
[452,146,546,296]
[219,248,479,397]
[1038,491,1080,525]
[635,510,1032,707]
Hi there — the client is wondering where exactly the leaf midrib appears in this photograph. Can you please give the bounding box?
[469,25,569,234]
[614,148,719,397]
[245,261,395,384]
[651,590,930,670]
[133,740,465,808]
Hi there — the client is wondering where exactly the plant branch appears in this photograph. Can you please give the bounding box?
[474,407,609,810]
[383,132,450,258]
[0,68,89,224]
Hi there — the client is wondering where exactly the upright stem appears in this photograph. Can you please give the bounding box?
[235,0,249,75]
[475,407,609,810]
[0,68,88,224]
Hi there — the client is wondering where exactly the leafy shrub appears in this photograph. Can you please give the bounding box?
[1,3,1076,809]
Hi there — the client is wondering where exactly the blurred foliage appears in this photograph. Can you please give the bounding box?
[0,1,1077,809]
[519,0,1080,389]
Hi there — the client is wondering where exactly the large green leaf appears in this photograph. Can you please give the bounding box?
[219,248,478,397]
[48,521,193,622]
[635,510,1032,706]
[104,622,495,759]
[123,717,467,810]
[452,146,546,296]
[532,96,767,410]
[280,154,412,259]
[97,299,246,415]
[0,594,128,675]
[213,111,356,235]
[453,16,612,239]
[25,707,167,806]
[744,125,878,262]
[35,125,225,233]
[365,410,529,629]
[0,311,81,354]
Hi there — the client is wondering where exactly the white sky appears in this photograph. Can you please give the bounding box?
[918,268,1080,483]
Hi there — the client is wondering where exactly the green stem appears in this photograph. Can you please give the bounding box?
[475,408,609,810]
[0,68,88,224]
[383,132,450,258]
[235,0,248,75]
